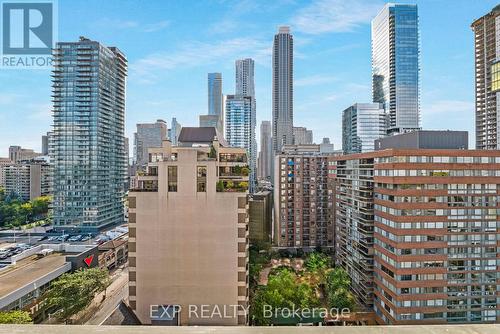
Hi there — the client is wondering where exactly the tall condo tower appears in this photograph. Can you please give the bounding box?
[235,58,257,192]
[51,37,127,232]
[272,26,294,152]
[372,3,420,134]
[471,5,500,149]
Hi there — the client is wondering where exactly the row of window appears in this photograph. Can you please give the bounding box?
[375,156,500,164]
[375,169,500,177]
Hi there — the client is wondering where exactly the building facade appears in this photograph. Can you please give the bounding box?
[372,3,420,134]
[129,137,249,325]
[225,95,256,192]
[2,159,51,201]
[293,126,313,145]
[272,26,294,152]
[274,145,334,249]
[51,37,127,232]
[331,148,500,324]
[134,120,168,169]
[249,190,272,244]
[9,146,39,163]
[0,158,12,187]
[342,103,387,154]
[208,72,223,135]
[471,5,500,149]
[258,121,272,181]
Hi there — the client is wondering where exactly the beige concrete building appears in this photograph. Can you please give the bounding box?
[129,131,249,326]
[0,158,12,187]
[2,159,51,201]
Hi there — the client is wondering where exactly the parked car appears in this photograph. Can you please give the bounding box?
[37,235,48,241]
[36,249,53,257]
[80,235,91,242]
[68,235,82,242]
[47,236,58,242]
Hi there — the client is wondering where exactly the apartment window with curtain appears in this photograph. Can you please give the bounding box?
[168,166,177,192]
[197,166,207,192]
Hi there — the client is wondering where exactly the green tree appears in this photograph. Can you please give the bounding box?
[325,268,356,311]
[0,310,32,324]
[251,269,319,325]
[304,252,330,272]
[43,268,110,322]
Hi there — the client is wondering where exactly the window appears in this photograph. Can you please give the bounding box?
[197,166,207,192]
[168,166,177,192]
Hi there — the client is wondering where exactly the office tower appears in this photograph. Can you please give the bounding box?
[3,158,52,201]
[272,26,294,152]
[319,137,335,154]
[293,126,313,145]
[273,144,334,249]
[41,133,49,155]
[207,73,224,134]
[129,131,249,325]
[375,130,469,150]
[331,131,500,324]
[225,95,256,192]
[199,114,223,137]
[248,190,272,244]
[8,146,39,163]
[169,117,182,146]
[51,37,127,232]
[0,158,13,187]
[342,103,387,154]
[258,121,272,180]
[372,3,420,134]
[134,120,168,168]
[471,5,500,149]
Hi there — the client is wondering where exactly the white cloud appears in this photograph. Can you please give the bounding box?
[143,20,171,33]
[292,0,382,34]
[130,37,271,83]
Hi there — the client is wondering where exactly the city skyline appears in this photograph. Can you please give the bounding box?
[0,0,496,157]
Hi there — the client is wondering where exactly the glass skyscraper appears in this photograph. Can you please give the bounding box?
[235,58,257,192]
[51,37,127,232]
[342,103,387,154]
[225,95,255,191]
[134,119,168,168]
[372,3,420,134]
[207,72,223,135]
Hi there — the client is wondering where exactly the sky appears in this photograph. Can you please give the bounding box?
[0,0,497,157]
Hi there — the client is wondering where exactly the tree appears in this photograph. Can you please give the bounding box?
[0,310,32,324]
[251,269,320,325]
[305,252,330,272]
[42,268,110,322]
[325,268,356,311]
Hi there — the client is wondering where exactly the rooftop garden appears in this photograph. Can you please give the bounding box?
[216,180,248,192]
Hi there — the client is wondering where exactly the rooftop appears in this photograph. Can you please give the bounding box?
[0,253,67,297]
[178,127,227,147]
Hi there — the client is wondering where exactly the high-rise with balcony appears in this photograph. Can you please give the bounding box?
[51,37,127,232]
[272,26,294,152]
[472,5,500,149]
[233,58,257,192]
[129,129,249,325]
[226,95,256,192]
[134,120,168,169]
[207,72,224,135]
[343,103,387,154]
[274,145,334,249]
[258,121,272,181]
[330,133,500,324]
[372,3,420,134]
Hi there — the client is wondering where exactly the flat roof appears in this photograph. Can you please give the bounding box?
[0,254,67,297]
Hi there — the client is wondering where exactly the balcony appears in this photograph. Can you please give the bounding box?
[216,180,248,192]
